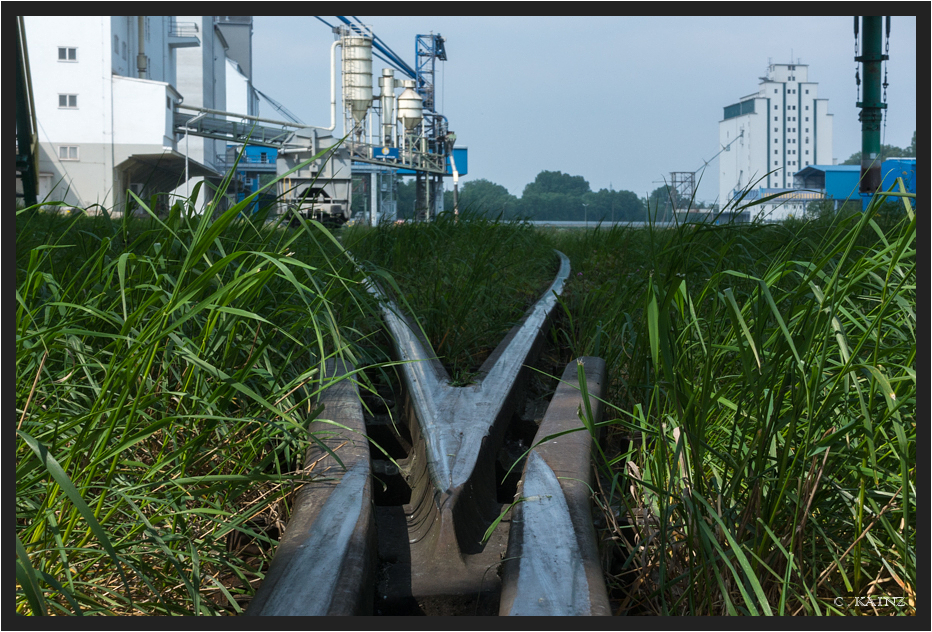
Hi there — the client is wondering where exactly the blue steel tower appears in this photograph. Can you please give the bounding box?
[415,33,447,143]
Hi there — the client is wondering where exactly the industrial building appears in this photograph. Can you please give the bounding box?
[794,159,916,209]
[20,15,463,224]
[20,16,260,214]
[719,61,834,221]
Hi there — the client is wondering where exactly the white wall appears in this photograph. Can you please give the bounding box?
[719,98,768,206]
[225,58,251,119]
[112,76,176,152]
[175,16,227,169]
[26,16,114,207]
[24,15,195,211]
[814,99,833,168]
[27,16,111,145]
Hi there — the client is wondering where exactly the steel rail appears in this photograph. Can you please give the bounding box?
[248,252,610,615]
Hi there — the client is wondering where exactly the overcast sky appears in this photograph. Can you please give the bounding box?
[252,16,916,205]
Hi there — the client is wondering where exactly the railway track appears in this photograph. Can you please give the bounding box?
[246,251,610,615]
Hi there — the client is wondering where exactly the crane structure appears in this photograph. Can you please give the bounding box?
[668,129,745,206]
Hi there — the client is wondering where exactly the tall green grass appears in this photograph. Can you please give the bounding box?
[344,211,557,384]
[15,184,387,614]
[554,189,915,614]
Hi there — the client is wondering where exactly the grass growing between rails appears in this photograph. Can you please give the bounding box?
[15,190,390,615]
[344,211,558,385]
[551,192,916,614]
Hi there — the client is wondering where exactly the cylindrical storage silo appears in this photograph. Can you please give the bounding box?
[379,68,396,145]
[397,80,423,131]
[342,34,373,123]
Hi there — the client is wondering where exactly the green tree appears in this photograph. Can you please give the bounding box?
[394,176,417,220]
[451,179,519,218]
[644,185,681,221]
[516,171,592,221]
[519,191,583,221]
[523,170,591,198]
[580,188,646,223]
[841,130,915,164]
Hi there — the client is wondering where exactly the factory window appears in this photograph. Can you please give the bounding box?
[122,41,127,60]
[774,105,778,110]
[805,128,809,133]
[805,137,809,144]
[774,116,778,121]
[59,146,79,160]
[805,150,810,155]
[775,150,779,155]
[58,94,78,108]
[775,128,778,133]
[805,117,809,122]
[146,17,151,41]
[775,89,778,94]
[58,47,77,61]
[114,35,119,54]
[805,105,809,110]
[805,89,809,94]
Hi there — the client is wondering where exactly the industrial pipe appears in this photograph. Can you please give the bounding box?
[379,68,396,146]
[328,39,339,132]
[177,104,303,129]
[137,17,147,78]
[184,111,207,199]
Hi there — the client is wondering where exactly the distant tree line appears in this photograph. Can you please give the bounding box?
[390,128,915,221]
[393,170,680,222]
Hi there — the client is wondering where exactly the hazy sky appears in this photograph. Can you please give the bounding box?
[252,16,917,205]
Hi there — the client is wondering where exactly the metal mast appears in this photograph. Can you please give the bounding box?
[414,33,447,220]
[855,16,889,207]
[670,172,696,209]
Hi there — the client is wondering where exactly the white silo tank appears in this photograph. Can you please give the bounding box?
[342,34,373,123]
[397,80,423,130]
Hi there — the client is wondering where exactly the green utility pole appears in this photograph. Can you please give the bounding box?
[855,16,889,208]
[16,16,39,209]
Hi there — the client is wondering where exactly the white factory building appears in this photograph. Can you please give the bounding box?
[719,62,833,221]
[22,16,257,215]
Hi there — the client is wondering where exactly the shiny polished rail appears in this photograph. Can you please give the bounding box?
[248,251,609,615]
